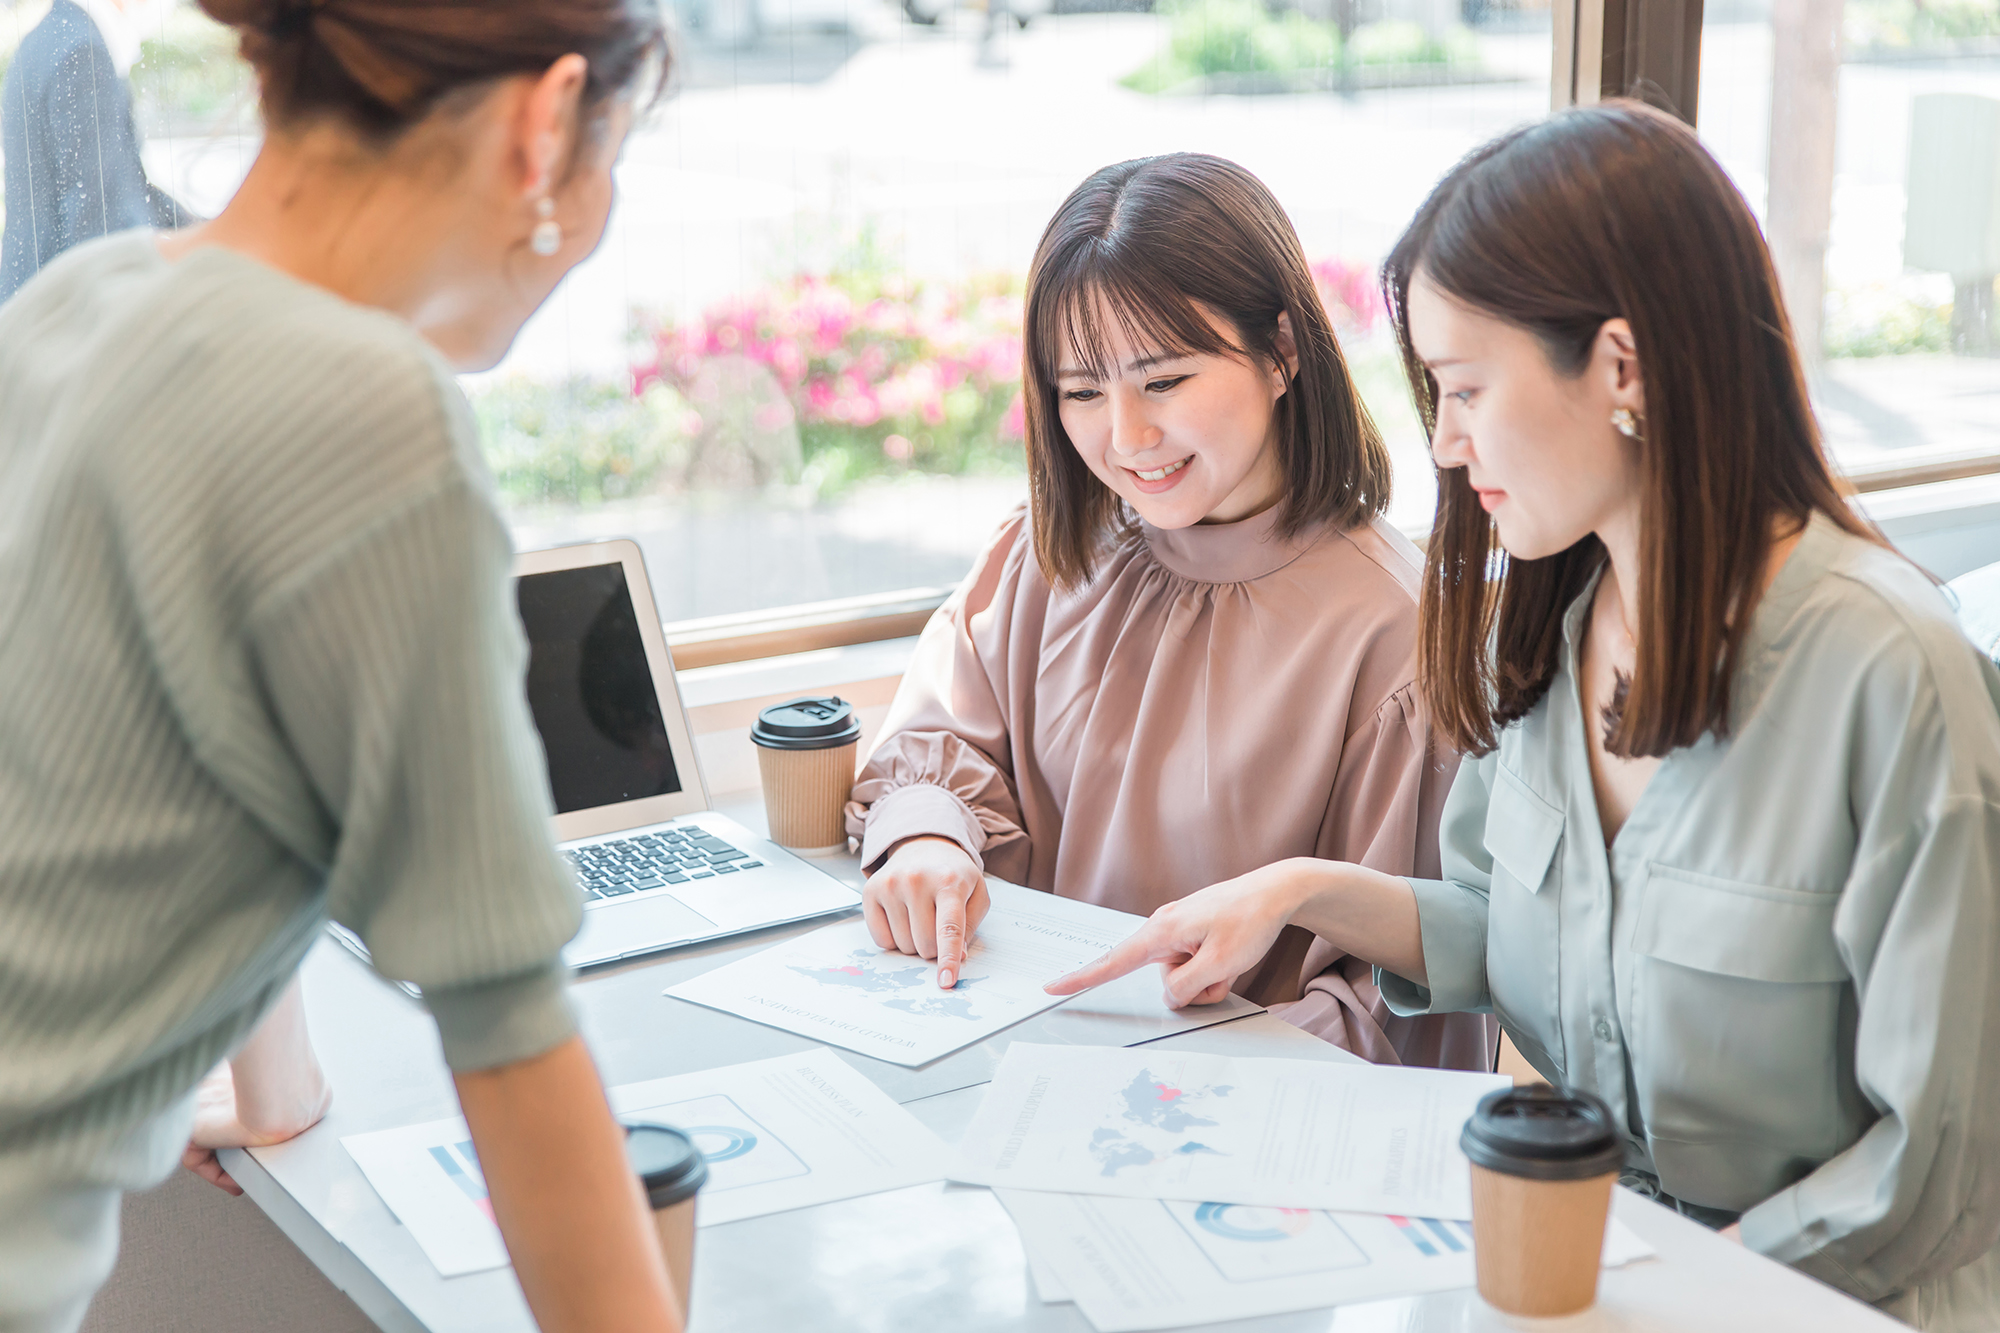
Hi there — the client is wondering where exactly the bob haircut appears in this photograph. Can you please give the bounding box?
[1383,101,1873,759]
[1023,153,1393,589]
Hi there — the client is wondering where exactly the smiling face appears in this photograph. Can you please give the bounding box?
[1054,298,1295,529]
[1407,270,1645,561]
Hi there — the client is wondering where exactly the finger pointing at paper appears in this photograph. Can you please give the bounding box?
[862,835,992,988]
[1043,863,1304,1006]
[1042,858,1431,1007]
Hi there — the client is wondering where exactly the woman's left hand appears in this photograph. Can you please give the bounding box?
[1045,860,1311,1007]
[180,976,334,1195]
[182,1062,256,1195]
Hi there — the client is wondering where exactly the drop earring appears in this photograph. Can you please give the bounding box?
[1610,407,1644,440]
[530,197,562,257]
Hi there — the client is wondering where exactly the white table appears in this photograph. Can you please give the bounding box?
[226,796,1904,1333]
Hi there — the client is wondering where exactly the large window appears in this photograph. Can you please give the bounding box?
[1,0,1556,632]
[1697,0,2000,484]
[456,0,1561,622]
[12,0,1988,647]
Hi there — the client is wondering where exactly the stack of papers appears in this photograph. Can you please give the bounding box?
[950,1044,1508,1217]
[999,1190,1656,1331]
[948,1044,1655,1332]
[341,1048,948,1277]
[664,885,1258,1067]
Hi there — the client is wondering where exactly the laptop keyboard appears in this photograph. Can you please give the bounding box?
[565,827,766,903]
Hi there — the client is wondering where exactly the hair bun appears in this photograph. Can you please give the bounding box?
[199,0,670,142]
[196,0,290,29]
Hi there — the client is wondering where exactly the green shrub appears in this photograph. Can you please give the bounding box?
[1847,0,2000,49]
[1122,2,1478,92]
[471,377,700,506]
[1823,283,1954,358]
[1124,0,1339,90]
[130,5,254,131]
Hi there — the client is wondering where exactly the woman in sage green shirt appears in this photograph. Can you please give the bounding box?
[1053,104,2000,1328]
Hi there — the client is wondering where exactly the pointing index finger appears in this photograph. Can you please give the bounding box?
[936,892,968,989]
[1043,924,1170,996]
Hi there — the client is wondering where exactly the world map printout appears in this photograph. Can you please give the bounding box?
[665,885,1197,1066]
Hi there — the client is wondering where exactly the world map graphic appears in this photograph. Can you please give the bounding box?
[1089,1069,1235,1176]
[788,948,987,1020]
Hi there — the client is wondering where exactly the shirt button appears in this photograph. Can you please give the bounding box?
[1594,1018,1613,1041]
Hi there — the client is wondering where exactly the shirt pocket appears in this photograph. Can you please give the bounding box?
[1484,765,1567,1080]
[1634,866,1849,1208]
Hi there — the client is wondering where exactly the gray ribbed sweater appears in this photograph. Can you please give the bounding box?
[0,233,581,1173]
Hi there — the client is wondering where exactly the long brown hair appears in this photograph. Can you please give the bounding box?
[1384,101,1871,758]
[201,0,670,141]
[1023,153,1392,589]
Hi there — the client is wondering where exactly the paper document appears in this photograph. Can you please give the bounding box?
[998,1189,1655,1331]
[342,1048,947,1277]
[606,1047,949,1225]
[952,1044,1509,1219]
[665,885,1233,1067]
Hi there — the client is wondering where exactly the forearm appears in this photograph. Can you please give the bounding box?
[229,975,332,1138]
[455,1035,681,1333]
[1276,859,1429,985]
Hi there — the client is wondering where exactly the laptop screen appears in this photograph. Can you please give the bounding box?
[516,562,683,815]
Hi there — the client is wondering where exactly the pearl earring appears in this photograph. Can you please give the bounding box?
[1611,407,1644,440]
[530,197,562,257]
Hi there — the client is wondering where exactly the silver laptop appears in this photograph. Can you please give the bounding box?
[332,538,861,979]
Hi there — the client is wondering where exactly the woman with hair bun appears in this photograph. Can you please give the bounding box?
[1053,103,2000,1326]
[0,2,686,1328]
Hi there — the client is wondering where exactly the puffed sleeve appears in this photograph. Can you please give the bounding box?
[1739,656,2000,1302]
[844,514,1033,882]
[1375,750,1500,1019]
[1255,686,1492,1070]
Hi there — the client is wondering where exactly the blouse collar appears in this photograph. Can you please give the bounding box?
[1138,503,1328,585]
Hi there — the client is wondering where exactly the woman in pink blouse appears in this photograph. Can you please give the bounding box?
[843,153,1491,1068]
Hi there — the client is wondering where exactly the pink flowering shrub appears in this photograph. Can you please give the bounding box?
[633,247,1027,489]
[629,247,1387,493]
[1311,256,1386,336]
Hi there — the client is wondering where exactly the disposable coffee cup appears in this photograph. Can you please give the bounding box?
[1460,1083,1624,1318]
[750,696,862,855]
[624,1122,708,1323]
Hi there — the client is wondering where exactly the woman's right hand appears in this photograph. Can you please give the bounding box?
[1042,857,1426,1007]
[863,836,990,989]
[1043,860,1314,1007]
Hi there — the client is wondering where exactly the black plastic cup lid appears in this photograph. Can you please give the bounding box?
[623,1122,709,1208]
[1460,1083,1624,1182]
[750,696,863,751]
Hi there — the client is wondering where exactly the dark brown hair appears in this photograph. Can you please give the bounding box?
[200,0,669,141]
[1023,153,1393,589]
[1384,101,1873,759]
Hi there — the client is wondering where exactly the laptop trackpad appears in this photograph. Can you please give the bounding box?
[565,894,717,966]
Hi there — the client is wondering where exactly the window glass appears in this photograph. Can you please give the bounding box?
[1699,0,2000,479]
[3,0,1559,626]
